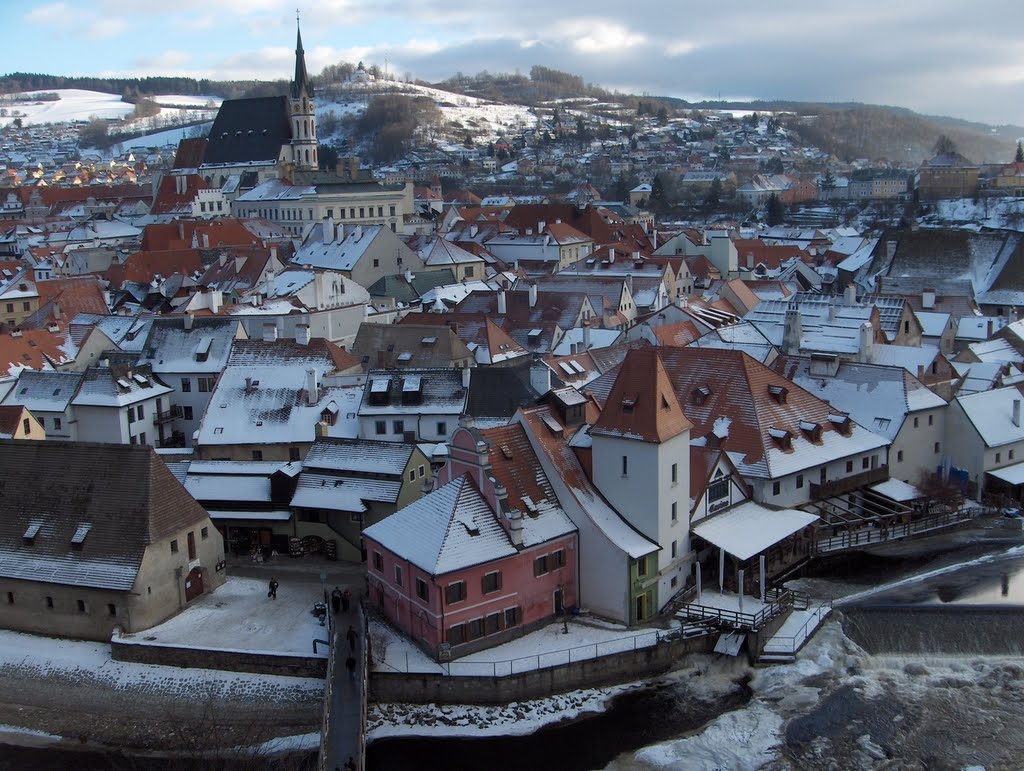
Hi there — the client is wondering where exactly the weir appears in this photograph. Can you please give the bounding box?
[840,606,1024,655]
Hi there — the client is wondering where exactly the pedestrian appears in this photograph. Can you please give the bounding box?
[345,654,356,680]
[341,588,352,612]
[346,624,358,651]
[344,757,356,771]
[331,586,342,614]
[267,578,279,599]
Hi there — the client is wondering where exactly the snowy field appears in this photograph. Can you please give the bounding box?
[119,576,329,657]
[114,121,213,152]
[371,616,669,676]
[0,89,218,128]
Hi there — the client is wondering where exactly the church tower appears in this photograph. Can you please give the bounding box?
[290,17,318,171]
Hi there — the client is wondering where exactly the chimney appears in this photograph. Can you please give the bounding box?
[530,360,551,395]
[462,365,471,389]
[583,321,591,350]
[1014,399,1021,428]
[245,376,254,394]
[234,256,246,274]
[219,253,227,267]
[497,289,507,315]
[858,321,874,363]
[922,288,936,309]
[746,252,754,270]
[608,248,615,263]
[324,216,335,245]
[202,232,210,249]
[987,319,994,338]
[306,368,319,405]
[508,508,523,547]
[827,296,836,321]
[263,322,278,342]
[210,290,222,314]
[404,269,413,282]
[296,323,311,345]
[783,305,802,355]
[529,283,538,308]
[844,283,857,305]
[270,245,278,262]
[183,313,193,331]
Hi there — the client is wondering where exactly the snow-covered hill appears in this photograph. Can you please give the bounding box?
[0,89,220,128]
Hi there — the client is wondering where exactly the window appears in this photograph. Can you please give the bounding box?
[553,549,566,568]
[373,258,380,268]
[139,432,146,444]
[482,571,502,594]
[390,205,396,216]
[504,607,520,628]
[897,450,904,462]
[252,450,263,461]
[997,452,1002,464]
[486,612,501,635]
[636,556,648,577]
[77,599,87,613]
[468,618,485,640]
[198,377,215,392]
[934,442,941,454]
[394,565,403,587]
[181,377,192,393]
[46,596,54,608]
[107,603,117,617]
[183,406,193,421]
[437,421,447,436]
[913,417,919,428]
[1011,450,1016,461]
[671,463,678,484]
[170,539,179,554]
[418,465,425,478]
[846,460,853,473]
[708,476,729,502]
[408,469,416,482]
[796,474,804,489]
[622,455,628,476]
[5,303,11,313]
[22,417,29,435]
[377,206,384,217]
[445,581,466,604]
[415,578,428,602]
[201,527,209,540]
[360,207,365,218]
[187,531,196,560]
[534,555,549,576]
[138,405,145,419]
[671,540,677,558]
[375,420,386,435]
[772,481,781,496]
[54,417,61,430]
[448,623,466,645]
[393,420,404,434]
[862,457,870,470]
[928,415,934,426]
[5,591,12,605]
[465,266,474,278]
[128,406,136,423]
[671,501,678,521]
[289,447,301,461]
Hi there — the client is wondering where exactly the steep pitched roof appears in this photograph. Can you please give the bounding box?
[590,348,692,443]
[363,474,517,576]
[0,441,211,591]
[202,96,292,167]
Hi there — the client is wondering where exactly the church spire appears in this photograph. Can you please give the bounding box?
[291,12,312,99]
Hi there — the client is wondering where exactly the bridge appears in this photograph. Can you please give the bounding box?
[318,602,368,771]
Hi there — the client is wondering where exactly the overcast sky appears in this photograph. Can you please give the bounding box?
[6,0,1024,126]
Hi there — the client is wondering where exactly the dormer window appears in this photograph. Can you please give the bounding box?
[799,420,822,442]
[71,523,91,550]
[621,392,637,413]
[828,413,852,436]
[768,427,793,450]
[23,522,41,545]
[691,385,711,406]
[768,384,788,404]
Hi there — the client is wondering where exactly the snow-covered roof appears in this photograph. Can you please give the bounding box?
[955,385,1024,448]
[869,478,924,502]
[915,311,951,338]
[184,474,271,503]
[363,475,518,576]
[290,473,402,512]
[691,501,818,561]
[302,437,415,476]
[72,366,172,408]
[987,461,1024,486]
[1,370,82,412]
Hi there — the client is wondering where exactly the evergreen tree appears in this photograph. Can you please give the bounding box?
[651,174,666,209]
[704,177,722,209]
[1016,141,1024,163]
[766,193,785,226]
[821,169,836,196]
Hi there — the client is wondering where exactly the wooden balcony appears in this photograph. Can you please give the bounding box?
[154,405,183,425]
[809,465,888,500]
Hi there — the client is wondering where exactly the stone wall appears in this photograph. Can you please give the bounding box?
[111,635,328,678]
[369,633,714,705]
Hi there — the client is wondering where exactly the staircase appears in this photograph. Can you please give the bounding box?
[757,604,832,665]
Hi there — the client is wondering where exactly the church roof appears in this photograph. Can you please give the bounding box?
[292,24,313,99]
[202,96,291,167]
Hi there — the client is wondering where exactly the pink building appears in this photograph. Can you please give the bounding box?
[363,425,578,658]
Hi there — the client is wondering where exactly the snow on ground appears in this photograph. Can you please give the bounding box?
[928,197,1024,232]
[372,616,669,676]
[120,576,329,657]
[0,628,323,701]
[115,121,213,152]
[152,95,222,108]
[370,681,639,740]
[1,89,133,125]
[242,731,321,755]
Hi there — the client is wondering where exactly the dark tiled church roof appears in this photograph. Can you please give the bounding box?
[202,95,292,166]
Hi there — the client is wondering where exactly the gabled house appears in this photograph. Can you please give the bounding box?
[0,441,225,641]
[946,385,1024,501]
[363,424,577,658]
[136,316,248,447]
[293,222,422,289]
[352,323,475,370]
[291,438,433,561]
[1,370,82,440]
[358,368,468,444]
[71,362,174,447]
[0,405,44,440]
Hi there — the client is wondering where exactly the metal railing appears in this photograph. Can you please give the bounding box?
[375,627,675,677]
[813,506,986,555]
[760,602,833,657]
[677,590,793,631]
[153,405,183,424]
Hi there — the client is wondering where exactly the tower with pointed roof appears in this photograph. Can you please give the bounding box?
[589,347,693,619]
[290,15,318,171]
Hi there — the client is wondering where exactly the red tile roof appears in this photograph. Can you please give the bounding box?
[591,348,692,443]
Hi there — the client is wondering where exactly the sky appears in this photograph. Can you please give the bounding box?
[4,0,1024,127]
